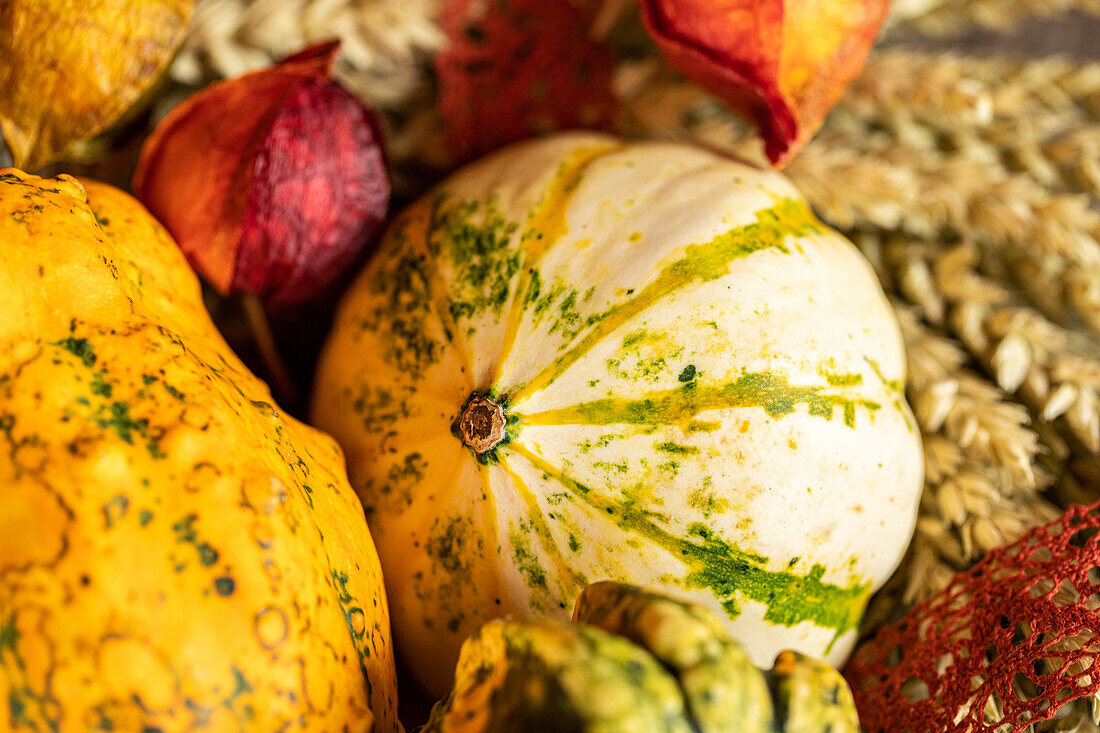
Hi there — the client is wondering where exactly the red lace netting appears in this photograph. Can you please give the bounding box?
[846,500,1100,732]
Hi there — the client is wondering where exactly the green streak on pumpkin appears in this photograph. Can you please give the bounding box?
[654,442,699,455]
[506,444,870,637]
[681,525,866,642]
[499,458,587,592]
[531,280,596,344]
[864,358,903,394]
[864,357,917,433]
[517,370,879,430]
[822,372,862,387]
[508,198,820,403]
[491,142,626,384]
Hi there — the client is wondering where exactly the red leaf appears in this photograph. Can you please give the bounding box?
[134,41,389,305]
[435,0,618,163]
[641,0,888,166]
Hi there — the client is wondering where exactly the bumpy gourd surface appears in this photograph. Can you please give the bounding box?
[573,581,774,732]
[422,618,694,733]
[0,170,398,731]
[425,581,859,733]
[767,651,859,733]
[312,133,923,694]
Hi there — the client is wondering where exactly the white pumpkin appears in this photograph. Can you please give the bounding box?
[311,132,923,695]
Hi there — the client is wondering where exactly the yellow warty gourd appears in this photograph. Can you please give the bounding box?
[312,132,924,695]
[0,170,398,731]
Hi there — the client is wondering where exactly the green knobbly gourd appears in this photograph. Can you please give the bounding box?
[574,582,776,732]
[422,619,696,733]
[423,582,860,733]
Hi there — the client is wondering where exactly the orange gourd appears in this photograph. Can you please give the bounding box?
[0,170,398,732]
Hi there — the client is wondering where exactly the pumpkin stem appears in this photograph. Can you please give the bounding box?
[459,395,506,454]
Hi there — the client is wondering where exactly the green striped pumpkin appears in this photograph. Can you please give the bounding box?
[311,132,923,695]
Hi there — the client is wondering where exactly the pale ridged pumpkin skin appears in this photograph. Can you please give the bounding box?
[0,170,398,731]
[311,132,923,695]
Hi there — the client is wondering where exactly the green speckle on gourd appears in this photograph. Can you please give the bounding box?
[55,334,96,368]
[101,494,129,528]
[510,525,548,592]
[688,487,730,519]
[90,371,112,397]
[427,515,475,577]
[172,513,220,568]
[434,196,521,320]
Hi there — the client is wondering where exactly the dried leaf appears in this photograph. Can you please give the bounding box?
[639,0,888,166]
[134,42,390,305]
[0,0,193,169]
[435,0,618,163]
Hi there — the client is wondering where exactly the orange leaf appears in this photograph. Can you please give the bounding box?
[0,0,193,169]
[641,0,888,166]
